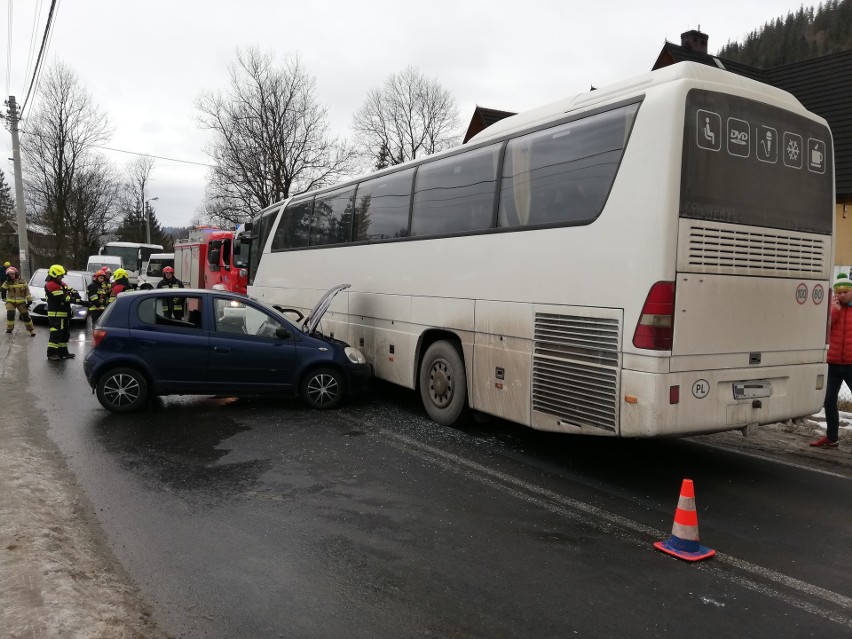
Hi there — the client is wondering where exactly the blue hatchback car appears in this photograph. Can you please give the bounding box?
[84,285,371,412]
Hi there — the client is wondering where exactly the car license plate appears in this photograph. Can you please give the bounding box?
[732,380,771,400]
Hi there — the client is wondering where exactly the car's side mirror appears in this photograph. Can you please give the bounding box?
[275,326,291,340]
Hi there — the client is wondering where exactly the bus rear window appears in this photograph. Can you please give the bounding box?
[681,89,833,234]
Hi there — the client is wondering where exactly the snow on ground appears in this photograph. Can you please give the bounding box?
[0,336,165,639]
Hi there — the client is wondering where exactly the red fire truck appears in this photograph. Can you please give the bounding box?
[173,228,249,294]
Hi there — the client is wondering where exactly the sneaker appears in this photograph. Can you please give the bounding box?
[809,436,838,448]
[47,354,61,361]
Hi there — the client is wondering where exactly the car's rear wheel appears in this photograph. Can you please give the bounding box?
[300,367,345,409]
[96,367,149,412]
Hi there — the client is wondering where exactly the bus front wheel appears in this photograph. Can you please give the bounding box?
[419,341,467,426]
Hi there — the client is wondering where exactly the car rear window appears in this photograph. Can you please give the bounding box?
[97,302,119,327]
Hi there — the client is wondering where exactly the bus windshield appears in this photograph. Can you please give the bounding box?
[103,244,164,273]
[103,246,140,271]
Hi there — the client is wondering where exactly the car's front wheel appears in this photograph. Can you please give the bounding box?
[300,367,345,409]
[96,367,149,412]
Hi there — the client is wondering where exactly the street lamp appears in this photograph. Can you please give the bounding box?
[145,197,159,244]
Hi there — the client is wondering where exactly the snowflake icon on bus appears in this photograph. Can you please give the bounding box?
[787,139,799,161]
[783,131,803,169]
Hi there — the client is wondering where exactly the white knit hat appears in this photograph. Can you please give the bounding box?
[834,273,852,290]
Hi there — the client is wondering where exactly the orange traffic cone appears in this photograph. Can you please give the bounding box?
[654,478,715,562]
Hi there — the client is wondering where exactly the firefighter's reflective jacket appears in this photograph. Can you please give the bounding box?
[108,277,132,305]
[156,277,185,312]
[45,281,81,317]
[2,279,33,306]
[87,279,108,311]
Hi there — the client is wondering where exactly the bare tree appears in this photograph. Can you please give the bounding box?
[122,155,156,219]
[21,62,115,267]
[196,48,357,226]
[352,66,461,168]
[66,158,122,264]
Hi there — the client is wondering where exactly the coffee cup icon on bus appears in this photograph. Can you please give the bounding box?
[809,139,826,174]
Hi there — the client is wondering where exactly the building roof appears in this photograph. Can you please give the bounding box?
[1,219,54,236]
[462,106,516,144]
[654,37,852,199]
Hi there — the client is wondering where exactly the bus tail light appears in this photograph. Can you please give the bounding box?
[633,281,675,350]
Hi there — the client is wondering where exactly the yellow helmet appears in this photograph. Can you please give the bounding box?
[113,268,128,280]
[48,264,66,278]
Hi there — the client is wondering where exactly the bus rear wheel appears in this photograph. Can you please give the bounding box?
[419,341,467,426]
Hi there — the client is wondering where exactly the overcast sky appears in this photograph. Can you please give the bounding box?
[1,0,816,228]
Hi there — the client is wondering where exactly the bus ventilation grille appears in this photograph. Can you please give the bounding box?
[533,313,619,433]
[687,226,826,276]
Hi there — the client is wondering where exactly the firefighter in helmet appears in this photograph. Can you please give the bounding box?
[156,266,185,319]
[108,268,131,305]
[45,264,83,360]
[87,269,109,325]
[2,266,36,336]
[0,261,10,300]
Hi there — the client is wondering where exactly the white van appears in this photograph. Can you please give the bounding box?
[138,252,175,289]
[86,255,123,274]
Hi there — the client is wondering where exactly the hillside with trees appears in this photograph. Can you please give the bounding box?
[718,0,852,67]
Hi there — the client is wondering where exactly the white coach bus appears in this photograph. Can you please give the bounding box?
[247,62,834,438]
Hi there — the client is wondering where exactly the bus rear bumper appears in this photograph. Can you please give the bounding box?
[619,363,827,438]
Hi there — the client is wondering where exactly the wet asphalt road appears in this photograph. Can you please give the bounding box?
[25,323,852,638]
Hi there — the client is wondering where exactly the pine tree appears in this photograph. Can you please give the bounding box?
[717,0,852,66]
[0,169,14,225]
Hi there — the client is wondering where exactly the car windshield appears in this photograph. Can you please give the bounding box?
[29,270,47,287]
[88,261,120,272]
[147,258,173,278]
[63,273,87,291]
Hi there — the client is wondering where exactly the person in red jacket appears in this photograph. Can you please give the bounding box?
[811,272,852,448]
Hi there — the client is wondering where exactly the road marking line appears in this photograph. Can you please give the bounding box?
[338,416,852,627]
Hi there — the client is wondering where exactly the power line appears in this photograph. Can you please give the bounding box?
[91,144,215,168]
[22,0,44,99]
[20,0,56,116]
[17,126,215,168]
[5,0,12,98]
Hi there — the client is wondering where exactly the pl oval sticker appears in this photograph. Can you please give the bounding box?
[812,284,824,305]
[795,283,808,305]
[692,379,710,399]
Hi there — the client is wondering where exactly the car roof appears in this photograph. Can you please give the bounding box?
[119,288,245,299]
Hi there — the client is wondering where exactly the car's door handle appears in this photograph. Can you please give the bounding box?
[213,346,231,353]
[139,340,155,349]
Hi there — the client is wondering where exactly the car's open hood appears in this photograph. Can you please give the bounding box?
[304,284,350,334]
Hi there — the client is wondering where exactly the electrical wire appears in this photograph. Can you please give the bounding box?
[22,0,45,99]
[20,0,56,116]
[18,126,215,168]
[91,144,215,168]
[6,0,12,99]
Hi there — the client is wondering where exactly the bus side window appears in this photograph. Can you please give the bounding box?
[410,143,500,237]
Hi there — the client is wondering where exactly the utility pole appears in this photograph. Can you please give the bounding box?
[6,96,30,280]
